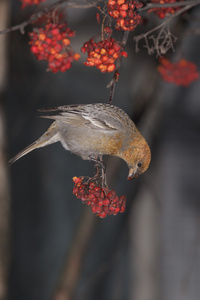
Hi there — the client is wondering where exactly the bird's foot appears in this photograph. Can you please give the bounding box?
[89,156,108,188]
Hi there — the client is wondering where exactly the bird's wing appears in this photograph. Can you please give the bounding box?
[39,105,125,131]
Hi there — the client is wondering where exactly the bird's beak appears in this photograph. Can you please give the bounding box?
[127,168,139,180]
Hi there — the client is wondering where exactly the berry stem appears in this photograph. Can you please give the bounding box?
[108,31,129,104]
[101,15,107,41]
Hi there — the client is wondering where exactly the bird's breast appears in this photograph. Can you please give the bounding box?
[59,124,124,157]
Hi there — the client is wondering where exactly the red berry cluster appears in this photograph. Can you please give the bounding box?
[72,177,126,218]
[158,58,199,87]
[29,23,80,73]
[149,0,182,19]
[107,0,143,31]
[21,0,46,9]
[81,35,128,73]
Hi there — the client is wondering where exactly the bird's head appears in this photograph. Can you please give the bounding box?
[117,138,151,180]
[127,140,151,180]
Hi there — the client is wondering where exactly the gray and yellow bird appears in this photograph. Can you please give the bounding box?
[9,103,151,179]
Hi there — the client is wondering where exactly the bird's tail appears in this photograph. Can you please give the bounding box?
[9,121,59,164]
[9,141,42,164]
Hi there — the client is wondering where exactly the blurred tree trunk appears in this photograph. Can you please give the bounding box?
[0,0,10,299]
[129,64,161,300]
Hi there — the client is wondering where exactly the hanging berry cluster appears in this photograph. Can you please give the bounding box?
[107,0,143,31]
[81,35,128,73]
[20,0,46,9]
[29,23,80,73]
[73,177,126,218]
[149,0,182,19]
[157,58,199,86]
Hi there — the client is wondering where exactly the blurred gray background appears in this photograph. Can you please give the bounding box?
[0,0,200,299]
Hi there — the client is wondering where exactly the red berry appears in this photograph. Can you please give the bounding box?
[81,46,86,53]
[107,0,143,31]
[82,36,127,73]
[98,211,107,218]
[121,51,128,58]
[72,176,126,217]
[29,22,79,73]
[20,0,46,9]
[148,0,182,19]
[158,58,199,87]
[96,13,100,24]
[30,46,38,54]
[51,28,60,35]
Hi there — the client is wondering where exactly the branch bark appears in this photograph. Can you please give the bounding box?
[52,207,97,300]
[139,0,200,11]
[0,0,11,299]
[52,159,127,300]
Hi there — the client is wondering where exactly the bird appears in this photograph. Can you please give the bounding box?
[9,103,151,179]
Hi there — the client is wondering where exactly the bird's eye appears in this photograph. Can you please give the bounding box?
[137,162,142,167]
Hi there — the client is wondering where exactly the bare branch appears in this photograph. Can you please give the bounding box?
[108,31,129,104]
[134,4,196,56]
[53,207,97,300]
[0,0,103,35]
[0,1,11,299]
[138,0,200,11]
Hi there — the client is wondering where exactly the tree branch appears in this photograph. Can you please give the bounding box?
[138,0,200,11]
[134,3,197,56]
[0,0,103,35]
[108,31,130,104]
[0,1,11,299]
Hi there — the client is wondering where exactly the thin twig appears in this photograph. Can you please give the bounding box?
[52,207,97,300]
[52,147,130,300]
[138,0,200,11]
[134,3,197,56]
[0,0,103,35]
[0,0,200,35]
[0,1,11,299]
[108,31,129,104]
[75,220,130,300]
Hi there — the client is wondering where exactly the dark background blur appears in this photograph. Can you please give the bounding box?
[0,0,200,300]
